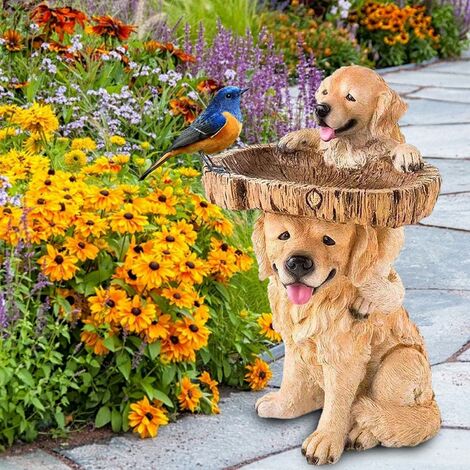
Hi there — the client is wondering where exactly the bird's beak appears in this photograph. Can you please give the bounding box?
[240,88,249,95]
[139,153,171,181]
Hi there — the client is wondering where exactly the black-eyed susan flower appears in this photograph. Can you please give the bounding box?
[191,194,221,221]
[128,396,168,439]
[64,149,87,168]
[142,313,172,342]
[161,286,196,309]
[133,254,174,290]
[64,237,99,262]
[178,253,208,285]
[88,286,128,324]
[199,371,220,413]
[38,245,78,281]
[178,377,202,412]
[12,102,59,135]
[71,137,97,152]
[74,213,108,238]
[245,358,272,391]
[2,30,23,52]
[85,186,123,212]
[109,135,126,146]
[146,187,177,216]
[161,325,195,363]
[176,316,210,350]
[257,313,282,342]
[109,204,148,234]
[119,295,156,333]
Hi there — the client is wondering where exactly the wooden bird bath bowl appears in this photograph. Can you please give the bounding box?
[202,144,441,228]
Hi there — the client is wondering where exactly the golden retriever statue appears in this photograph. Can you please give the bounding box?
[279,65,423,320]
[253,213,441,465]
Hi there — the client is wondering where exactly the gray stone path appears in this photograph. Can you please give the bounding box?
[1,59,470,470]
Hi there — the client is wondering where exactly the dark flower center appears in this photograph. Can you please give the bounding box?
[86,220,94,226]
[200,201,208,208]
[162,250,170,255]
[149,261,160,271]
[37,198,46,205]
[189,324,199,333]
[105,299,116,308]
[3,208,12,214]
[131,307,141,316]
[173,293,181,299]
[59,203,66,211]
[259,371,266,379]
[145,412,153,420]
[165,235,175,242]
[100,189,110,196]
[69,176,77,182]
[54,255,64,264]
[186,261,195,269]
[194,301,200,307]
[78,242,86,249]
[158,195,167,202]
[66,295,75,305]
[64,194,72,200]
[44,179,52,186]
[221,243,229,252]
[235,249,242,256]
[133,245,143,254]
[124,212,134,220]
[128,269,137,280]
[48,169,55,175]
[170,335,179,344]
[151,320,158,325]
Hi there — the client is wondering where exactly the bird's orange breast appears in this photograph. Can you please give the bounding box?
[199,111,242,154]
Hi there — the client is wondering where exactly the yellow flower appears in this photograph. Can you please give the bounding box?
[85,186,123,212]
[88,286,128,324]
[74,213,108,238]
[64,149,87,167]
[245,358,272,391]
[109,204,148,234]
[176,316,210,350]
[12,102,59,135]
[161,324,195,362]
[38,245,78,281]
[199,371,219,413]
[71,137,97,152]
[133,253,174,289]
[64,237,99,262]
[161,286,196,309]
[0,127,17,141]
[119,295,156,333]
[110,135,126,146]
[257,313,282,342]
[178,167,200,178]
[178,252,208,285]
[140,141,151,150]
[128,396,168,438]
[142,313,172,342]
[178,377,202,412]
[80,326,111,356]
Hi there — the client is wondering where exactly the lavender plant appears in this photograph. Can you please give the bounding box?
[185,23,322,144]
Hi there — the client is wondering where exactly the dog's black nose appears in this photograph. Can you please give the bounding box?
[285,255,314,278]
[315,103,330,118]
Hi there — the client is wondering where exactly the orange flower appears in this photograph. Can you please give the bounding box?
[169,97,201,124]
[31,4,87,41]
[2,30,23,52]
[128,396,168,438]
[90,15,136,41]
[178,377,202,412]
[197,79,223,94]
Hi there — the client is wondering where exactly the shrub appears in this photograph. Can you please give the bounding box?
[431,3,468,58]
[0,3,281,447]
[260,1,372,75]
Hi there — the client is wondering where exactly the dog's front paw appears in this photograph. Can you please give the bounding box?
[346,423,379,451]
[255,391,293,419]
[277,129,319,154]
[302,430,345,465]
[350,296,376,320]
[391,143,424,173]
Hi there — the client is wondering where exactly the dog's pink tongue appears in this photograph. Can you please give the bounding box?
[319,126,336,142]
[286,284,314,305]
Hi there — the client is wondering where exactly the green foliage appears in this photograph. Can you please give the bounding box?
[431,4,467,58]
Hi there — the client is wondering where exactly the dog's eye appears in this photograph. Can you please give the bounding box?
[278,231,290,241]
[323,235,336,246]
[346,93,356,102]
[322,90,328,95]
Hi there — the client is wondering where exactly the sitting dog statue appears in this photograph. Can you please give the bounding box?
[253,212,440,466]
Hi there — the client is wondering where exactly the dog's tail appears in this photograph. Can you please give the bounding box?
[352,396,441,448]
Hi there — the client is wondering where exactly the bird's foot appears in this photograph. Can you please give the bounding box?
[207,165,227,174]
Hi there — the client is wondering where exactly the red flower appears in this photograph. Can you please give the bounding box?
[169,97,201,124]
[31,4,87,41]
[90,15,136,42]
[197,79,223,94]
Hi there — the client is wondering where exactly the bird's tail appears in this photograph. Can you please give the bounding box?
[139,151,174,181]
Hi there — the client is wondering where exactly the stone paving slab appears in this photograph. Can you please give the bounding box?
[409,86,470,104]
[242,429,470,470]
[390,83,421,95]
[432,362,470,428]
[383,70,470,88]
[402,124,470,158]
[457,348,470,361]
[0,451,70,470]
[428,158,470,194]
[62,389,320,470]
[397,226,470,290]
[421,193,470,231]
[425,61,470,75]
[401,99,470,125]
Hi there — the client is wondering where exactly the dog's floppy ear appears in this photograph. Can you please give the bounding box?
[369,86,407,138]
[347,225,378,286]
[252,213,273,281]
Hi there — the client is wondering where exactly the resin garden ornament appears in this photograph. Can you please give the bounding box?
[202,68,441,465]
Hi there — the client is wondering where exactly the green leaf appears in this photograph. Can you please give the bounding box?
[122,403,131,432]
[17,369,34,387]
[111,409,122,432]
[153,390,173,408]
[116,352,131,381]
[55,410,65,430]
[95,406,111,428]
[161,364,176,387]
[102,335,122,352]
[147,341,160,361]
